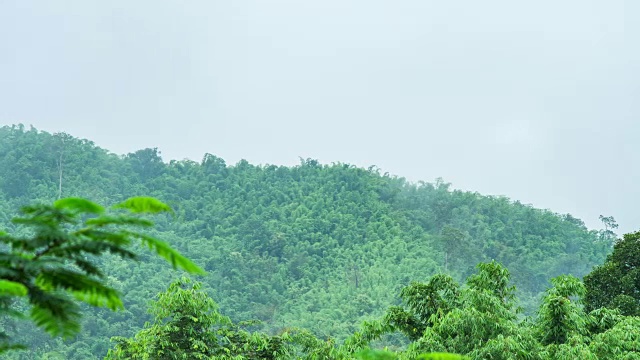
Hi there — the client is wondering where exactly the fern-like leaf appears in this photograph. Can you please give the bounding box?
[131,233,205,274]
[54,198,105,214]
[48,239,135,259]
[0,341,27,354]
[71,258,104,277]
[29,288,81,338]
[35,270,124,310]
[74,229,133,247]
[85,215,153,227]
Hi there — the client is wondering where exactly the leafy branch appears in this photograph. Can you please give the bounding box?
[0,197,204,353]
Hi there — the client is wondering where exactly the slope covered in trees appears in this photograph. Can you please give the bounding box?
[0,125,613,359]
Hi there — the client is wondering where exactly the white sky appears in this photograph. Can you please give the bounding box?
[1,1,638,232]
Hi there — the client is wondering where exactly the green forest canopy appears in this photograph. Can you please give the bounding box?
[0,125,620,359]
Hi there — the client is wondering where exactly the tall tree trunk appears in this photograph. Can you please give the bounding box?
[55,135,65,199]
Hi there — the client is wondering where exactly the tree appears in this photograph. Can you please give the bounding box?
[439,226,471,273]
[584,231,640,315]
[106,277,229,359]
[589,317,640,358]
[384,274,460,341]
[349,262,525,358]
[598,215,618,244]
[0,197,204,353]
[106,277,299,359]
[52,132,72,199]
[125,148,165,181]
[535,275,586,346]
[412,262,520,356]
[599,215,618,233]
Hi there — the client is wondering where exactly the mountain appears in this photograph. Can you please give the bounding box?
[0,125,612,359]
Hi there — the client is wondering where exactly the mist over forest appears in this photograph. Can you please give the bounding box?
[1,125,638,359]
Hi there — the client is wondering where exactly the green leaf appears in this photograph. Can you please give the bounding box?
[29,288,81,338]
[36,270,124,310]
[0,280,27,296]
[113,197,173,214]
[0,341,27,354]
[417,353,468,360]
[72,288,123,310]
[54,198,104,214]
[355,348,397,360]
[73,229,133,248]
[85,215,153,227]
[133,233,205,274]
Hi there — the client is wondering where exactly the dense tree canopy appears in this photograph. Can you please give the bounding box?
[340,262,640,359]
[0,125,623,359]
[584,231,640,316]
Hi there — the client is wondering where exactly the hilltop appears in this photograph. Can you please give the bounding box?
[0,125,611,358]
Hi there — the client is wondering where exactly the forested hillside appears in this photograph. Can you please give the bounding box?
[0,125,613,359]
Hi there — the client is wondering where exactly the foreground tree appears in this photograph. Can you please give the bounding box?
[106,277,229,359]
[343,262,528,358]
[343,259,640,359]
[584,230,640,316]
[106,277,314,359]
[0,197,204,353]
[536,275,586,346]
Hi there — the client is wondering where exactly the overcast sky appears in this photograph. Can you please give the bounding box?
[1,1,638,232]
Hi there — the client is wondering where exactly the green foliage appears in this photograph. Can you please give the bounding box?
[536,275,586,346]
[416,354,468,360]
[343,261,640,359]
[466,260,516,305]
[54,197,105,214]
[589,317,640,358]
[131,232,205,274]
[113,196,173,214]
[0,280,28,296]
[356,348,398,360]
[584,231,640,315]
[106,277,304,360]
[0,197,203,353]
[469,331,541,360]
[0,125,616,358]
[106,277,228,359]
[585,308,622,335]
[348,263,521,357]
[355,349,470,360]
[384,274,459,341]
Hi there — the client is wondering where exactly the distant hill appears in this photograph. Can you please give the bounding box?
[0,124,612,359]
